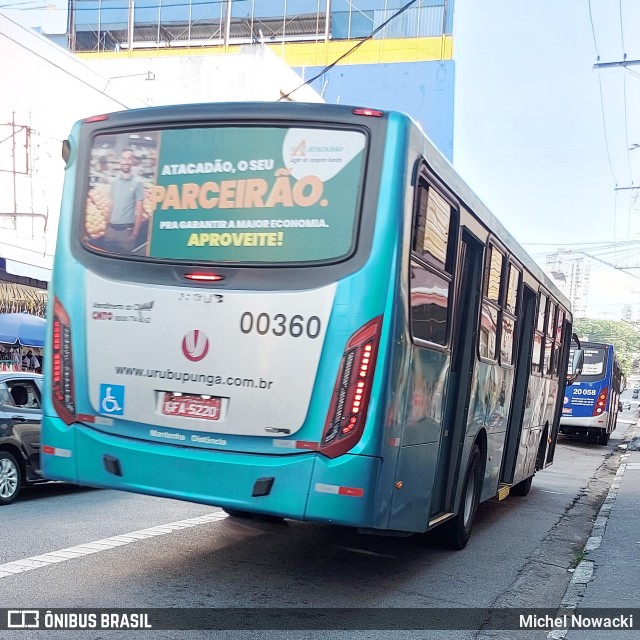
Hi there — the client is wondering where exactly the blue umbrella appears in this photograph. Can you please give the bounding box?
[0,313,46,347]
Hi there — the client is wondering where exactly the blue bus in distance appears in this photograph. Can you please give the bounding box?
[560,342,622,445]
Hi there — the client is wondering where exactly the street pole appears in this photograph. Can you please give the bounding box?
[224,0,232,51]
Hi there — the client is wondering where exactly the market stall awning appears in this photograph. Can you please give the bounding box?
[0,313,46,347]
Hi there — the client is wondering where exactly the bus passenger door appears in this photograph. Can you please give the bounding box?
[431,231,483,516]
[500,284,536,485]
[545,317,573,465]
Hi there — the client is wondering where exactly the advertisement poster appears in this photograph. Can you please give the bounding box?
[83,126,366,263]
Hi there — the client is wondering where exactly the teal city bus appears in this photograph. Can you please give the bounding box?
[42,103,577,549]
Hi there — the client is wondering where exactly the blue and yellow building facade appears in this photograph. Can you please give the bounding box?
[70,0,454,159]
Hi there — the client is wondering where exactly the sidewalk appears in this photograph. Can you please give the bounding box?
[551,422,640,639]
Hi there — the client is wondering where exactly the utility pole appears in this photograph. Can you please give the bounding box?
[223,0,232,51]
[127,0,135,53]
[67,0,76,52]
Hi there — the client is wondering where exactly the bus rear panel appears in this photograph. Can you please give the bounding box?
[44,104,401,529]
[560,342,621,445]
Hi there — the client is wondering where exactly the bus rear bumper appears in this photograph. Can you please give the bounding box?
[41,418,380,527]
[559,413,609,432]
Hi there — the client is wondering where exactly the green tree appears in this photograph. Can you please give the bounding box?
[572,319,640,376]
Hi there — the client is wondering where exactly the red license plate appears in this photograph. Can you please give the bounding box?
[161,393,221,421]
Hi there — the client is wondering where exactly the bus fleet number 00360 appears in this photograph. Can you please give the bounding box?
[239,312,322,339]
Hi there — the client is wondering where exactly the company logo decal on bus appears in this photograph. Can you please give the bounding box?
[181,330,209,362]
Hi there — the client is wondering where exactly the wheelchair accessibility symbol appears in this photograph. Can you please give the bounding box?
[99,384,125,415]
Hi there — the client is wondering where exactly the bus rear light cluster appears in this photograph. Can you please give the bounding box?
[320,316,382,458]
[52,297,77,425]
[593,387,608,416]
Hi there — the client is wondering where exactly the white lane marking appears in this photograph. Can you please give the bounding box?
[0,512,228,579]
[539,489,564,494]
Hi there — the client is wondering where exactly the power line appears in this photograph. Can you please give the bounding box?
[522,240,640,247]
[618,0,626,56]
[278,0,420,101]
[596,72,619,187]
[587,0,600,60]
[623,73,633,184]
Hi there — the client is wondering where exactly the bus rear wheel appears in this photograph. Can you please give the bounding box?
[597,431,610,446]
[438,445,482,550]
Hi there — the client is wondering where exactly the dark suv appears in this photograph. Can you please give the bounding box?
[0,371,44,504]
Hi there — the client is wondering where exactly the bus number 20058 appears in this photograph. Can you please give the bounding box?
[240,312,321,339]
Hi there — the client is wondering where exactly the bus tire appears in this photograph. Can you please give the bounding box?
[597,431,609,446]
[439,444,482,550]
[511,475,533,497]
[0,451,22,506]
[588,432,599,445]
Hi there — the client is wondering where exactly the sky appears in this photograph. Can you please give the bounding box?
[0,0,66,32]
[3,0,640,318]
[452,0,640,319]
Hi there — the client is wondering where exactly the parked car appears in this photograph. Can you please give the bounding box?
[633,389,639,399]
[0,371,44,504]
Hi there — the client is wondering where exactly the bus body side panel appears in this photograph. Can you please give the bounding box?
[464,361,514,502]
[305,454,381,525]
[512,376,550,486]
[387,348,448,532]
[42,122,87,485]
[40,419,78,483]
[383,126,451,533]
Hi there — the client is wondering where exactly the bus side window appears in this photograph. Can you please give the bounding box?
[553,310,565,375]
[479,244,503,361]
[409,178,456,347]
[413,180,451,271]
[544,302,556,376]
[500,263,520,365]
[532,293,547,374]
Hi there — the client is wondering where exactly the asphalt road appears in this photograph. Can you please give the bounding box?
[0,415,633,640]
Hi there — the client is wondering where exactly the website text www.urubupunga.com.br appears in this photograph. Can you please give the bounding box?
[114,366,274,390]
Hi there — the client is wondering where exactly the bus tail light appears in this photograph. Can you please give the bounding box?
[52,297,77,425]
[593,387,608,416]
[320,316,382,458]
